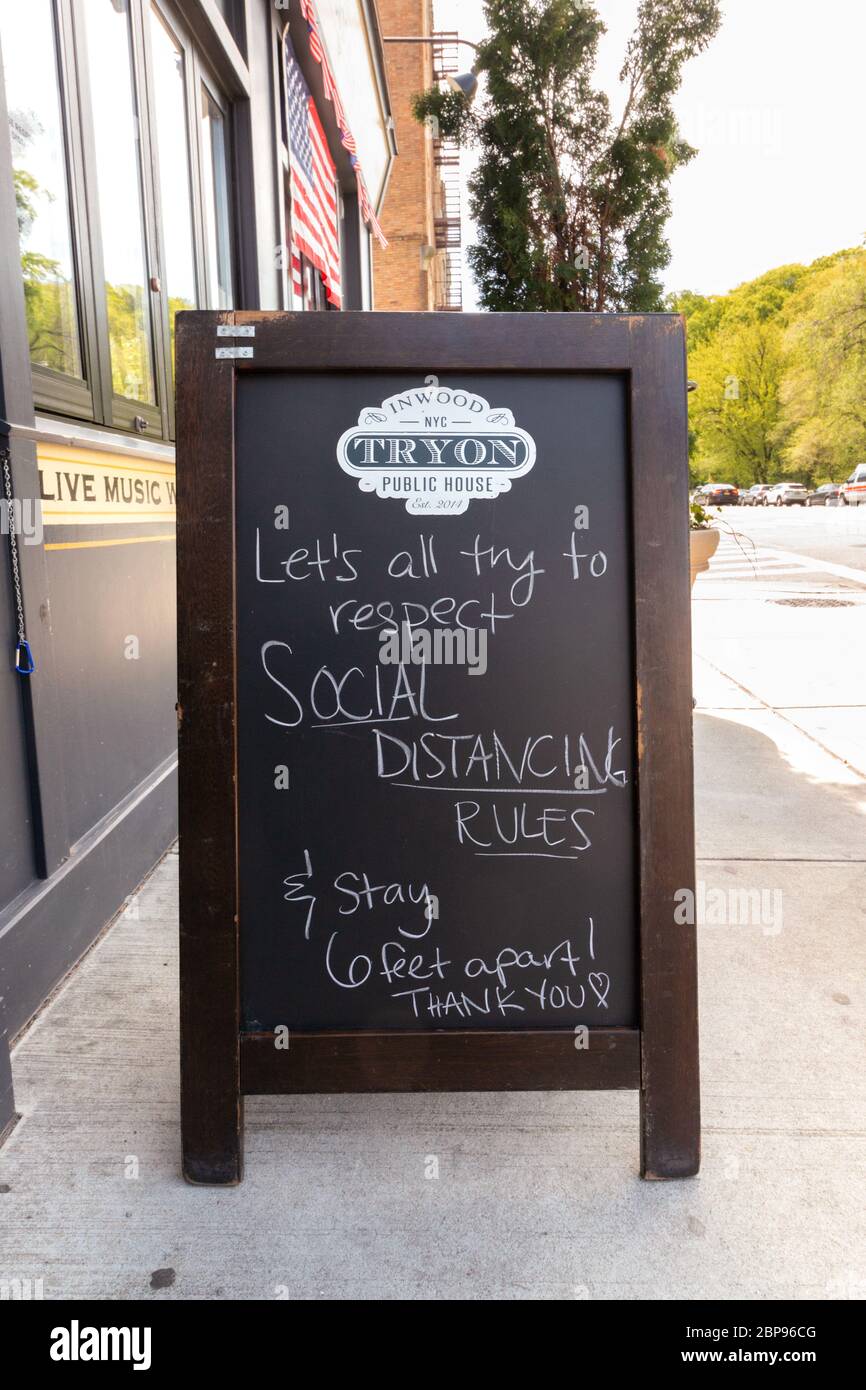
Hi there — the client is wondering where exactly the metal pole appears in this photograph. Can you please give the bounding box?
[383,36,480,54]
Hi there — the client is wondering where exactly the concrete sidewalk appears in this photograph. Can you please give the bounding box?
[1,593,864,1300]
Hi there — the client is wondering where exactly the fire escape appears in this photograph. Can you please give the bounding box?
[431,32,463,311]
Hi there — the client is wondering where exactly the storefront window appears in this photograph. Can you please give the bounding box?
[82,0,155,406]
[0,0,82,378]
[303,257,329,311]
[1,0,244,435]
[200,85,232,309]
[212,0,245,54]
[149,6,196,379]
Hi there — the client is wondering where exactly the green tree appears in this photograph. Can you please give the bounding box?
[777,249,866,484]
[685,316,787,485]
[676,252,864,488]
[677,266,809,483]
[414,0,721,311]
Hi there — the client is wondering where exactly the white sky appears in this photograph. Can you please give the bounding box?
[434,0,866,307]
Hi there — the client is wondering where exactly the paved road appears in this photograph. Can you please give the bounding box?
[700,504,866,575]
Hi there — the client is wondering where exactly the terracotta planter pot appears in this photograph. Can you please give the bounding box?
[689,527,720,587]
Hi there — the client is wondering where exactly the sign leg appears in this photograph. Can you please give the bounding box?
[181,1092,243,1186]
[176,311,243,1186]
[639,1014,701,1179]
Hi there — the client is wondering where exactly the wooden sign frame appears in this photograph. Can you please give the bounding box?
[176,310,699,1186]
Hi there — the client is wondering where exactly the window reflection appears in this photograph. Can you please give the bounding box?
[201,87,232,309]
[0,0,82,378]
[83,0,155,405]
[149,6,196,380]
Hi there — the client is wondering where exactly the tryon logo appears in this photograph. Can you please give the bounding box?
[336,384,536,515]
[49,1320,152,1371]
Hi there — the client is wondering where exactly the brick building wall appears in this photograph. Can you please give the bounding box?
[373,0,441,310]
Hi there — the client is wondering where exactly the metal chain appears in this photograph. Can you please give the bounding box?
[1,441,33,673]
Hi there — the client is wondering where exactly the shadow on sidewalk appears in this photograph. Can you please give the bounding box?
[694,711,865,862]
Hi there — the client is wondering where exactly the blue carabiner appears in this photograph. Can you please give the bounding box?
[15,639,34,675]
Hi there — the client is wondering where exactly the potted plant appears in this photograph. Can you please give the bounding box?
[689,499,719,587]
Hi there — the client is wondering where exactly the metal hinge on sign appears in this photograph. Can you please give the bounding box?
[215,324,255,359]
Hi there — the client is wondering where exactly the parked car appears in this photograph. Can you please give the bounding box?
[841,463,866,505]
[695,483,740,507]
[806,484,842,506]
[764,482,808,506]
[741,483,773,506]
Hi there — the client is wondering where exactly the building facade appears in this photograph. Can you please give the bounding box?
[373,0,463,311]
[0,0,395,1135]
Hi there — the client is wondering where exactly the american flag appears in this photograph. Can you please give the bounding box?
[299,0,387,249]
[284,36,341,308]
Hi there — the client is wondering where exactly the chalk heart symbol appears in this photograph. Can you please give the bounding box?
[588,972,610,1008]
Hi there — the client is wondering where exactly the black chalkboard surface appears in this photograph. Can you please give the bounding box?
[235,372,637,1032]
[176,311,699,1185]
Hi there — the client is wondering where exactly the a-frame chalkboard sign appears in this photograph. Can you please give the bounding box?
[176,311,699,1185]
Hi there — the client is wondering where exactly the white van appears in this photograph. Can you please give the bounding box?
[842,464,866,505]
